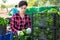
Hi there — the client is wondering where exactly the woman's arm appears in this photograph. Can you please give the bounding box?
[10,16,18,34]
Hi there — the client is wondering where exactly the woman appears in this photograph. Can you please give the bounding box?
[10,1,31,35]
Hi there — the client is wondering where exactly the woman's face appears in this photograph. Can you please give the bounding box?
[19,5,27,13]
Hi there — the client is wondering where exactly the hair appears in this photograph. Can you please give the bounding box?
[18,1,28,7]
[15,5,18,7]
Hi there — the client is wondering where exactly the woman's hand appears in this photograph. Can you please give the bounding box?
[17,31,24,36]
[26,28,31,34]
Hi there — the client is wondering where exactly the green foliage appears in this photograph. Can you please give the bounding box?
[34,0,47,7]
[26,6,57,16]
[32,13,57,40]
[0,17,9,26]
[58,12,60,16]
[48,8,58,12]
[49,0,60,5]
[27,0,60,7]
[19,31,24,37]
[26,7,38,15]
[1,4,6,8]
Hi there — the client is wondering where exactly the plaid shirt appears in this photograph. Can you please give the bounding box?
[10,12,31,34]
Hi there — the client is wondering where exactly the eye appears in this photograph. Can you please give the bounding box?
[23,7,26,9]
[22,7,26,9]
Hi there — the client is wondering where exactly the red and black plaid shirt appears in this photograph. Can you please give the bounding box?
[10,12,31,33]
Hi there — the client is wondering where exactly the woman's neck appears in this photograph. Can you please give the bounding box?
[19,12,25,19]
[19,11,25,15]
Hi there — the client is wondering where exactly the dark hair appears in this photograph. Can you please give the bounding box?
[15,5,18,7]
[19,1,28,7]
